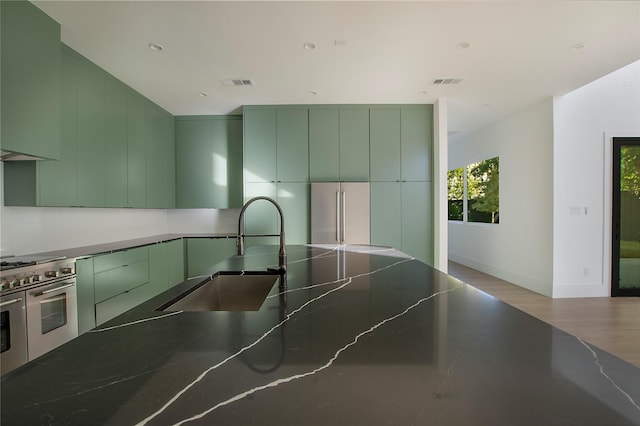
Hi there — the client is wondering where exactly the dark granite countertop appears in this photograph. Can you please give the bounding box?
[2,245,639,425]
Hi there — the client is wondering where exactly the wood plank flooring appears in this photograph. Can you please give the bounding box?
[448,261,640,368]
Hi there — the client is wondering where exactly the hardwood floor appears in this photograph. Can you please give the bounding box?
[447,261,640,368]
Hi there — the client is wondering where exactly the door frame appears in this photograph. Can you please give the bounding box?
[611,136,640,297]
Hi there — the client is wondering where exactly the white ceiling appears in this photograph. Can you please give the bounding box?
[34,1,640,139]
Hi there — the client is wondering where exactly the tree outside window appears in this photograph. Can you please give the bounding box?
[467,157,499,224]
[448,157,499,224]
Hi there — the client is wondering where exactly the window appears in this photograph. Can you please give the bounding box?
[448,168,464,221]
[448,156,499,224]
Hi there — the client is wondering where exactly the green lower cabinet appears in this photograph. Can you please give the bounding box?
[401,182,433,264]
[76,242,186,333]
[95,283,155,326]
[186,238,237,277]
[76,257,96,335]
[370,181,433,264]
[166,239,186,287]
[370,182,403,251]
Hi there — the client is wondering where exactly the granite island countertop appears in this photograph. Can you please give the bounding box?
[2,245,639,425]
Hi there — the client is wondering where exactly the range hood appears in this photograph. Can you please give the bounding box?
[0,150,47,161]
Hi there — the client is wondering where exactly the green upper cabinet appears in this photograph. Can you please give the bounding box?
[76,56,106,207]
[370,108,401,182]
[243,106,308,183]
[146,103,175,208]
[309,109,339,181]
[127,92,147,208]
[339,108,370,181]
[176,116,243,208]
[401,106,433,182]
[244,109,276,182]
[276,108,309,182]
[370,106,433,183]
[104,75,128,207]
[308,107,369,182]
[1,0,61,160]
[38,48,78,207]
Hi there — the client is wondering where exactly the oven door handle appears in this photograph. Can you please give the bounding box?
[32,282,75,297]
[0,297,23,307]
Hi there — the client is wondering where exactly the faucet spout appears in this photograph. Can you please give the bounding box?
[237,196,286,271]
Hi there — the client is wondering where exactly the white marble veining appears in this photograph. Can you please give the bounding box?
[89,311,184,333]
[136,254,418,425]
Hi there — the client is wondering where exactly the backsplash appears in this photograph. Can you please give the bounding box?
[0,206,239,256]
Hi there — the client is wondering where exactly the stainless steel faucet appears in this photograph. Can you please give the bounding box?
[237,196,286,271]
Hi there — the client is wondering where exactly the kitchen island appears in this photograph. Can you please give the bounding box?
[2,245,639,425]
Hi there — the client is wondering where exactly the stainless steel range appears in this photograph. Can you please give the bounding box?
[1,255,78,375]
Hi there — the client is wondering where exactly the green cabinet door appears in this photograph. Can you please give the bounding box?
[243,182,279,248]
[309,109,339,181]
[402,182,433,264]
[370,182,402,250]
[244,109,276,182]
[167,239,186,287]
[127,92,146,208]
[76,58,105,207]
[401,107,433,182]
[276,108,309,182]
[149,243,169,293]
[370,109,401,182]
[1,1,61,160]
[176,117,243,208]
[104,75,128,207]
[339,108,370,181]
[76,257,95,335]
[146,104,175,208]
[278,182,309,244]
[38,49,78,207]
[186,238,217,277]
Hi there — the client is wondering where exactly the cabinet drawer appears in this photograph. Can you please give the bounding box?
[93,246,148,274]
[94,259,149,303]
[95,282,154,326]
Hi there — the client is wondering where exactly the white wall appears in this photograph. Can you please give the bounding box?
[552,60,640,298]
[448,99,554,297]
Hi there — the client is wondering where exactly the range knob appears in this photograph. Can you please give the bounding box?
[19,277,30,286]
[9,279,20,288]
[31,274,42,282]
[45,271,59,278]
[60,267,74,275]
[0,280,8,290]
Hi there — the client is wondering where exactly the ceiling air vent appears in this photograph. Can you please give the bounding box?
[431,78,462,85]
[224,79,254,87]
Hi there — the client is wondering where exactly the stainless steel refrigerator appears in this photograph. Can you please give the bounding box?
[311,182,370,244]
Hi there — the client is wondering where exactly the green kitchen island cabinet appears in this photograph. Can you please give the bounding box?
[308,107,370,182]
[175,116,243,209]
[1,0,61,160]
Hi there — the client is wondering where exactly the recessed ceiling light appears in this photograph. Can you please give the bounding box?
[334,40,347,46]
[457,41,471,49]
[198,92,208,97]
[148,43,164,52]
[303,41,317,50]
[308,90,318,96]
[570,42,586,51]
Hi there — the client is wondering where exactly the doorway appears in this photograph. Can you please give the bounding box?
[612,137,640,296]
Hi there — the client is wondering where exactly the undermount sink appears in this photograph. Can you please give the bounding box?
[160,271,281,312]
